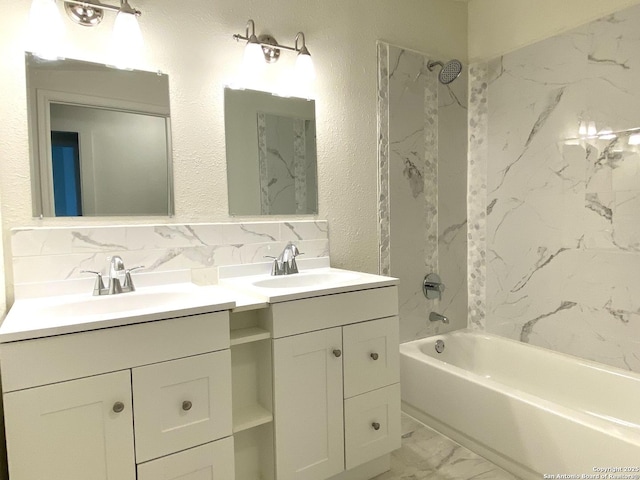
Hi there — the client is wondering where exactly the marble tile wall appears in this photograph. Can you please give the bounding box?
[469,4,640,372]
[378,42,468,342]
[10,220,329,292]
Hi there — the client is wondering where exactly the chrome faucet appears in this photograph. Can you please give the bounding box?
[81,256,144,296]
[267,242,303,276]
[429,311,449,324]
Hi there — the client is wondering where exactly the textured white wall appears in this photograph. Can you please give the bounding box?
[0,0,467,301]
[468,0,640,62]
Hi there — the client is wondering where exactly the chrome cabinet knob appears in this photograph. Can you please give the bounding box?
[182,400,193,411]
[370,352,379,360]
[332,349,342,358]
[113,401,125,413]
[372,422,381,431]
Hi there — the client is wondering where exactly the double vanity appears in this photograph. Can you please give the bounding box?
[0,253,399,480]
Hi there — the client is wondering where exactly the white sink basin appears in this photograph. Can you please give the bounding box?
[251,271,359,289]
[218,266,398,303]
[28,289,199,318]
[0,283,237,343]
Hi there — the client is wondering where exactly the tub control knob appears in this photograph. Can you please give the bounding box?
[370,352,379,360]
[372,422,381,431]
[332,349,342,358]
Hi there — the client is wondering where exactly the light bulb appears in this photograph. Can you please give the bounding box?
[587,121,597,137]
[243,39,265,77]
[28,0,64,60]
[578,121,588,137]
[598,127,616,140]
[110,10,143,70]
[295,51,316,83]
[628,133,640,145]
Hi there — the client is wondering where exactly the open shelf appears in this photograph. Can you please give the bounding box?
[233,403,273,433]
[230,327,271,346]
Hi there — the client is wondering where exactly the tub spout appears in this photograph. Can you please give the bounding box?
[429,311,449,324]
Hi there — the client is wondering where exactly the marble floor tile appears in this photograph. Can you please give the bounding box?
[373,414,521,480]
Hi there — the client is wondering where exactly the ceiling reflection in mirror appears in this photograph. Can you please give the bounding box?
[25,53,173,217]
[225,88,318,215]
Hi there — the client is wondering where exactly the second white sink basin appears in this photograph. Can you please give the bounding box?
[218,265,398,303]
[251,271,359,289]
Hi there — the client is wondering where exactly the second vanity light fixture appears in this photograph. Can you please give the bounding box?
[233,19,316,82]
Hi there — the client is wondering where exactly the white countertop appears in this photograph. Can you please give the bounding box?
[0,261,399,343]
[0,283,236,343]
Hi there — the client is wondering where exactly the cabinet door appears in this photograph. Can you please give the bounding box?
[137,437,235,480]
[132,350,232,463]
[3,370,135,480]
[273,328,344,480]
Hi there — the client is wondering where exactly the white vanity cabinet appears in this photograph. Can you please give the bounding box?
[266,286,401,480]
[0,310,235,480]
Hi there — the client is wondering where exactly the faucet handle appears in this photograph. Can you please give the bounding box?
[80,270,106,296]
[123,266,144,290]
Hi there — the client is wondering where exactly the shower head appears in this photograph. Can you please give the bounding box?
[427,59,463,84]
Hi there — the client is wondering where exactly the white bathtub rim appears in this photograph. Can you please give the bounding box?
[403,328,640,383]
[400,332,640,443]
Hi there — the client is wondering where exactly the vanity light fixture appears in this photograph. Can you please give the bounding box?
[29,0,143,63]
[60,0,141,27]
[233,19,316,81]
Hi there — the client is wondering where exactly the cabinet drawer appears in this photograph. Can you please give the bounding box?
[132,351,232,463]
[266,286,398,338]
[344,384,401,470]
[343,317,399,398]
[0,311,230,392]
[137,436,235,480]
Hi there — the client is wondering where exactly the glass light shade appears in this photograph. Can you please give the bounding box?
[295,52,316,83]
[628,133,640,145]
[110,11,144,69]
[243,40,265,75]
[578,121,587,137]
[28,0,64,60]
[598,128,616,140]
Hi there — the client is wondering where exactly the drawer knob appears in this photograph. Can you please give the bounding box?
[182,400,193,411]
[370,352,379,360]
[332,349,342,358]
[112,402,125,413]
[372,422,381,431]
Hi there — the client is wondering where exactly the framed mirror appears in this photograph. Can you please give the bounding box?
[224,88,318,215]
[26,53,173,217]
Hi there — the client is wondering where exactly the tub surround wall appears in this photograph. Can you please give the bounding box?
[469,4,640,372]
[378,43,467,342]
[10,220,328,293]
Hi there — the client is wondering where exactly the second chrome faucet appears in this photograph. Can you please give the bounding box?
[266,242,303,276]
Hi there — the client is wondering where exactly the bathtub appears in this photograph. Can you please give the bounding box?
[400,330,640,479]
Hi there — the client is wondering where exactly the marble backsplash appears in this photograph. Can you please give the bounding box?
[378,42,468,342]
[470,4,640,372]
[10,220,329,295]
